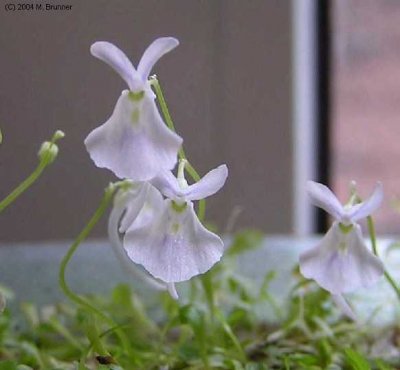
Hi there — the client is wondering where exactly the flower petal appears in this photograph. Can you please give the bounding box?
[90,41,137,89]
[107,189,167,291]
[125,183,164,233]
[347,182,383,222]
[137,37,179,80]
[150,170,181,199]
[115,183,148,233]
[185,164,228,201]
[299,222,384,294]
[307,181,344,220]
[151,165,228,201]
[84,90,182,181]
[124,200,224,283]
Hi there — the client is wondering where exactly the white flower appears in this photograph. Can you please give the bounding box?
[123,162,228,284]
[299,181,384,297]
[85,37,183,181]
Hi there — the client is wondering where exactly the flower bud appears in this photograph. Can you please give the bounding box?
[53,130,65,141]
[37,130,65,164]
[38,141,59,163]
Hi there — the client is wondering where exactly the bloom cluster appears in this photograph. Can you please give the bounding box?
[83,35,389,319]
[85,37,228,298]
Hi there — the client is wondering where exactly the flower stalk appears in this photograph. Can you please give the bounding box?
[366,214,400,302]
[0,130,64,214]
[150,75,205,221]
[58,183,132,358]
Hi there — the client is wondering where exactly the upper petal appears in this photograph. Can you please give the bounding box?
[150,170,181,199]
[84,90,182,181]
[151,165,228,201]
[307,181,344,220]
[185,164,228,201]
[346,182,383,222]
[137,37,179,80]
[124,200,224,283]
[300,222,384,294]
[90,41,137,89]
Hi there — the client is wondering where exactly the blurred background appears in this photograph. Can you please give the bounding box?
[332,0,400,234]
[1,0,400,242]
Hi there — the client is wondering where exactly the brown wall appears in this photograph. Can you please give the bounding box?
[0,0,293,242]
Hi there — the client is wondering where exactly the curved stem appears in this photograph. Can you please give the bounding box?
[150,76,187,161]
[367,215,400,301]
[216,310,247,363]
[59,184,131,356]
[0,160,48,213]
[0,130,64,213]
[150,76,206,221]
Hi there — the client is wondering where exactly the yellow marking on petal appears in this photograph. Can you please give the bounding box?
[128,90,145,102]
[171,200,187,213]
[339,223,353,234]
[338,241,348,255]
[131,108,140,125]
[171,223,180,234]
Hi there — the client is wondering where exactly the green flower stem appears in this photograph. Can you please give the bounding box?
[150,76,206,221]
[0,160,48,214]
[0,131,63,214]
[58,184,131,358]
[149,77,183,156]
[367,215,400,301]
[201,273,216,319]
[216,310,247,363]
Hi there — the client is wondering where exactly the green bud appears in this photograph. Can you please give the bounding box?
[38,141,59,163]
[38,130,65,164]
[52,130,65,141]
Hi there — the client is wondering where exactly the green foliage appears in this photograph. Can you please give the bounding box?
[344,349,371,370]
[0,231,398,369]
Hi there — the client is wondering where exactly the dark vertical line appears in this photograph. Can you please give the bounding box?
[316,0,331,232]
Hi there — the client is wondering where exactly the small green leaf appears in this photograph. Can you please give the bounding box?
[344,349,371,370]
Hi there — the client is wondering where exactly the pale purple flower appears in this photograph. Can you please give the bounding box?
[123,162,228,285]
[299,181,384,314]
[85,37,183,181]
